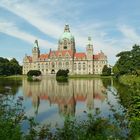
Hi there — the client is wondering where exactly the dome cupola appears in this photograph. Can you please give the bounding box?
[59,24,74,41]
[58,24,76,52]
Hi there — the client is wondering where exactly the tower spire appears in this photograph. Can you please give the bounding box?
[34,39,39,48]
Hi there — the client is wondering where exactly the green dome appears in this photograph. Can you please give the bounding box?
[59,32,74,41]
[59,24,74,42]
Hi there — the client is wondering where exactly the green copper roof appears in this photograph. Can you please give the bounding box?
[59,24,74,41]
[59,32,74,41]
[34,40,39,48]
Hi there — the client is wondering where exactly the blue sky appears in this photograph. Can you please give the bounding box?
[0,0,140,65]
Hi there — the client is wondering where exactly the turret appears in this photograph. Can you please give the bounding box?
[86,37,93,60]
[32,40,40,62]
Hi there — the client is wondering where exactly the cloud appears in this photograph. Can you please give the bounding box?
[0,21,56,49]
[119,25,140,45]
[0,0,62,39]
[0,0,131,65]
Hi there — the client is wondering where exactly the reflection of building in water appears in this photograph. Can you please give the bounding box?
[32,96,40,115]
[22,77,107,116]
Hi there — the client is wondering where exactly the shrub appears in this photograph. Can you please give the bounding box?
[56,70,69,82]
[27,70,41,77]
[56,69,69,77]
[56,76,68,82]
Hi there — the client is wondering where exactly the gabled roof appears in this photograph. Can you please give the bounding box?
[93,51,107,60]
[27,56,32,62]
[49,50,73,57]
[74,53,86,59]
[39,54,49,59]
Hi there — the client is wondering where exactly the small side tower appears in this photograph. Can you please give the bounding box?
[32,40,40,62]
[86,37,93,60]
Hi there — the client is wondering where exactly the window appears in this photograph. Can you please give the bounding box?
[78,63,81,70]
[66,62,69,68]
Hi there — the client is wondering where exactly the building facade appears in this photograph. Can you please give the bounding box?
[23,25,107,75]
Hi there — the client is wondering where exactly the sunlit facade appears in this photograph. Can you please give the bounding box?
[23,25,107,75]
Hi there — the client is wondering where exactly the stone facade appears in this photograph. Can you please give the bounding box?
[23,25,107,75]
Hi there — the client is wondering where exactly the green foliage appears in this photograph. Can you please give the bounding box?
[102,65,111,76]
[113,44,140,76]
[27,76,33,81]
[56,69,69,77]
[114,77,140,139]
[56,69,69,82]
[53,113,126,140]
[0,95,24,140]
[56,76,68,82]
[0,57,22,76]
[27,70,41,77]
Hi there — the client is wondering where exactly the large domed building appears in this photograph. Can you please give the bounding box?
[23,25,107,75]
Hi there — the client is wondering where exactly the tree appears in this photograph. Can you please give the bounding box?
[0,57,22,76]
[102,65,111,76]
[113,44,140,76]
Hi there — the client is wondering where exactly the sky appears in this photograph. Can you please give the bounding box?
[0,0,140,65]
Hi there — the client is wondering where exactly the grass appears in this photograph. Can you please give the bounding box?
[69,74,113,79]
[119,75,140,86]
[0,75,25,79]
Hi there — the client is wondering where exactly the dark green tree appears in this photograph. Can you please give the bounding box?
[113,44,140,76]
[102,65,111,76]
[0,57,22,76]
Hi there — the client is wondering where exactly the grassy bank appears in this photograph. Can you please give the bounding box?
[0,75,24,79]
[119,75,140,86]
[69,74,113,79]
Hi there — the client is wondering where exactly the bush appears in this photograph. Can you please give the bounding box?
[56,70,69,82]
[27,70,41,77]
[56,69,69,77]
[56,76,68,82]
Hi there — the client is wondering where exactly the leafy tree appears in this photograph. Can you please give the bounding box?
[0,57,22,76]
[102,65,111,76]
[113,44,140,76]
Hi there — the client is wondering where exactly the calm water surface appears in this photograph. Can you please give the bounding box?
[0,76,125,130]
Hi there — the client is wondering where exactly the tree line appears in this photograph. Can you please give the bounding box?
[0,57,22,76]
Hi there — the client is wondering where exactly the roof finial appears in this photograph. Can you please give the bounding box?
[64,24,70,32]
[34,39,39,48]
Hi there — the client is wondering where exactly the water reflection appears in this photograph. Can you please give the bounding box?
[22,77,108,116]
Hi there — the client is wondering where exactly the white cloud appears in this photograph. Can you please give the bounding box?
[119,25,140,45]
[0,0,130,65]
[0,21,56,49]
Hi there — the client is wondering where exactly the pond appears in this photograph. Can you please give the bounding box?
[0,76,128,133]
